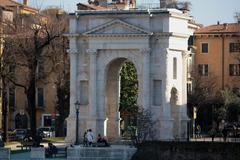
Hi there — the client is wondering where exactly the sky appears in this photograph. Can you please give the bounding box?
[23,0,240,26]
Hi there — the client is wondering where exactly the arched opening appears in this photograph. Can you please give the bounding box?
[15,113,28,129]
[105,58,138,140]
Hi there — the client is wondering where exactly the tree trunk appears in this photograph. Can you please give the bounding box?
[2,82,8,142]
[27,72,36,138]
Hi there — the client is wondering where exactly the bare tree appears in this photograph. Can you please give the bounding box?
[127,107,157,147]
[2,12,67,139]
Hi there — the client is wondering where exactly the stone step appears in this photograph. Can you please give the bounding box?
[67,145,136,160]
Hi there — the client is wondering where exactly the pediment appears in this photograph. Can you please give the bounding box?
[82,19,152,37]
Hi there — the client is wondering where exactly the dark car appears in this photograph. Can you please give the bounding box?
[223,123,240,137]
[14,129,29,140]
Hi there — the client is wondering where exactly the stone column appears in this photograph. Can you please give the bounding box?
[140,48,151,109]
[87,49,97,134]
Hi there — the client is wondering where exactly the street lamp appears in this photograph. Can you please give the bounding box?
[75,100,80,145]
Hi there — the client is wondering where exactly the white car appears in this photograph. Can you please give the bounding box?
[37,127,53,138]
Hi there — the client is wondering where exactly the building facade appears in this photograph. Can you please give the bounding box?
[194,22,240,90]
[66,8,196,142]
[0,0,64,132]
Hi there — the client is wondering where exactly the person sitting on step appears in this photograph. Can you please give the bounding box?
[97,133,110,147]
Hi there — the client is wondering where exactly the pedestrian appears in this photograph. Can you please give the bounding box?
[83,131,88,147]
[86,129,94,146]
[222,127,228,142]
[196,125,201,138]
[209,127,216,142]
[0,136,4,147]
[45,143,58,158]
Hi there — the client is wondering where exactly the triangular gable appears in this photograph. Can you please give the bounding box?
[82,19,152,36]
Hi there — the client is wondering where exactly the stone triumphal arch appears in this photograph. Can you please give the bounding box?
[65,9,195,143]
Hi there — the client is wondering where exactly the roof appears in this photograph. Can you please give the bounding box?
[77,3,107,10]
[195,23,240,34]
[0,0,38,13]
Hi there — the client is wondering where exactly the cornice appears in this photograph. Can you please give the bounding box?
[83,34,151,38]
[67,49,79,54]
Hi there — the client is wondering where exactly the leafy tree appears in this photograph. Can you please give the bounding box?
[119,61,138,136]
[119,61,138,113]
[214,88,240,123]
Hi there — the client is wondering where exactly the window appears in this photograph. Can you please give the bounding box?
[173,57,177,79]
[9,87,15,109]
[80,81,88,105]
[229,64,240,76]
[188,36,194,46]
[198,64,208,76]
[37,60,44,79]
[153,80,162,105]
[229,43,240,52]
[9,64,15,78]
[37,88,44,107]
[201,43,208,53]
[43,115,52,127]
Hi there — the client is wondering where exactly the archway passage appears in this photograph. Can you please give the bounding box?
[15,113,28,129]
[105,58,138,140]
[119,61,138,138]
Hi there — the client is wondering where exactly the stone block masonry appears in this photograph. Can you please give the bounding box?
[67,145,136,160]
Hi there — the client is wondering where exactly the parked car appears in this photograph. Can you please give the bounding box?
[14,129,29,140]
[224,123,240,137]
[37,127,53,138]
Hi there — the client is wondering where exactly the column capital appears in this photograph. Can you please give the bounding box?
[139,48,151,55]
[182,51,190,59]
[86,49,97,55]
[67,49,79,54]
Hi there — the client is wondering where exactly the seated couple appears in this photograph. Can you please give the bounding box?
[97,134,110,147]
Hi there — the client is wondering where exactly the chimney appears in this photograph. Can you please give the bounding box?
[23,0,28,5]
[223,23,228,30]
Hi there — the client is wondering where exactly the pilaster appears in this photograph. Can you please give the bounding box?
[87,49,97,117]
[139,48,151,109]
[68,49,80,116]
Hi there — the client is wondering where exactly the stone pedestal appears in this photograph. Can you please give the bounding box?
[0,148,10,160]
[30,147,45,160]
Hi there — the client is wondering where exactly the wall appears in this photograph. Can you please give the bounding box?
[132,141,240,160]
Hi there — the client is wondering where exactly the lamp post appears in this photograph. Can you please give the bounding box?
[75,100,80,145]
